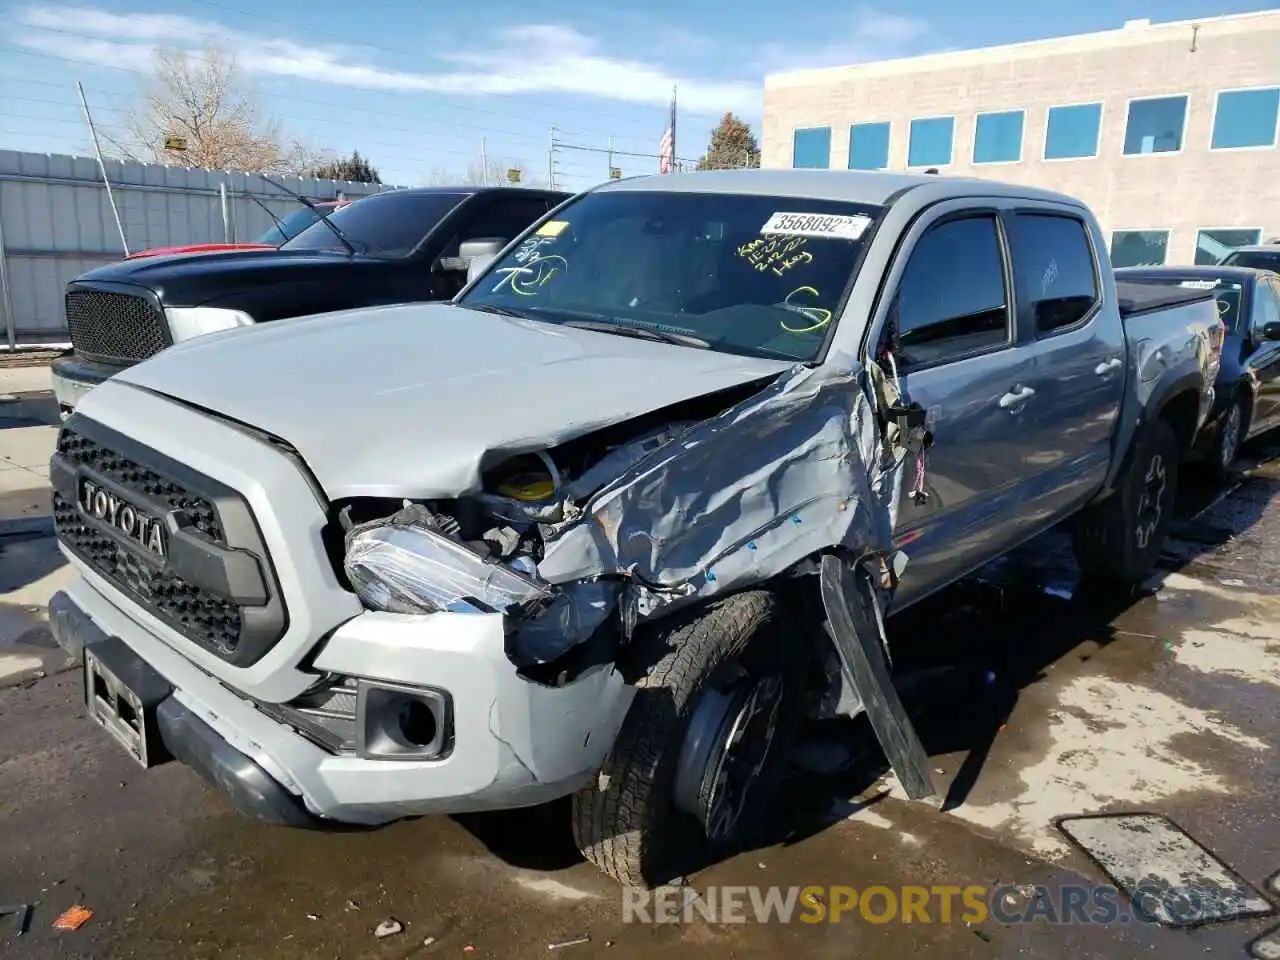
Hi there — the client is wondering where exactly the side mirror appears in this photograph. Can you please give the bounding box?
[1262,321,1280,341]
[435,237,507,277]
[462,238,508,284]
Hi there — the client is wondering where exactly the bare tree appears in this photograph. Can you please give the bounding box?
[425,156,546,188]
[119,45,320,174]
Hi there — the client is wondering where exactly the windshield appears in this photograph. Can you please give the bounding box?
[459,190,882,363]
[281,192,467,256]
[1222,250,1280,271]
[255,206,324,244]
[1180,279,1245,331]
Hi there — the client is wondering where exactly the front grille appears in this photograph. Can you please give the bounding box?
[65,287,171,364]
[56,429,223,540]
[52,417,288,665]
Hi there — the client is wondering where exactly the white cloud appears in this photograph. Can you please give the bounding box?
[10,5,759,114]
[764,5,933,73]
[850,7,931,44]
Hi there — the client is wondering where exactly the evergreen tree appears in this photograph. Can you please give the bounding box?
[696,113,761,170]
[312,150,381,183]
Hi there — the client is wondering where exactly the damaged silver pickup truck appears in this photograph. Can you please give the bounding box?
[47,170,1225,887]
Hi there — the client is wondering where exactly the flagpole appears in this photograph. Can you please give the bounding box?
[671,85,678,171]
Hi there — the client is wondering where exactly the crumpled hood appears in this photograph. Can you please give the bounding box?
[115,302,794,499]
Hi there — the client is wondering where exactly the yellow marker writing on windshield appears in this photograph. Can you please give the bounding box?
[780,286,833,334]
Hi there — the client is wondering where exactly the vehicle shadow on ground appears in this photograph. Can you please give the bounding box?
[773,571,1140,842]
[1156,440,1280,583]
[453,799,581,872]
[0,392,61,429]
[450,451,1276,879]
[0,531,66,593]
[449,569,1142,880]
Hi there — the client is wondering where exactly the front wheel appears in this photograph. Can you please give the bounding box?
[1073,418,1180,584]
[571,591,808,887]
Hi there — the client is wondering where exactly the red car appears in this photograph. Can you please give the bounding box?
[125,200,350,260]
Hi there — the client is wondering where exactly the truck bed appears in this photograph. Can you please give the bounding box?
[1114,279,1216,319]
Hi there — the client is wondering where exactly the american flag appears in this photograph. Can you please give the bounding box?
[658,89,676,174]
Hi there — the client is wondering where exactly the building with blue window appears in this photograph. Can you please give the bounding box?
[763,10,1280,266]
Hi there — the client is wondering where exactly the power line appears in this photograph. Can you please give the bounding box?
[553,139,703,165]
[175,0,697,133]
[0,88,555,155]
[0,95,647,185]
[0,46,674,159]
[0,106,642,189]
[0,17,683,145]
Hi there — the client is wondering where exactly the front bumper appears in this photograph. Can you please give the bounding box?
[50,355,128,417]
[49,576,633,825]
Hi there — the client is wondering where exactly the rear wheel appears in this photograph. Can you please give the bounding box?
[571,591,808,887]
[1208,395,1247,481]
[1073,418,1179,584]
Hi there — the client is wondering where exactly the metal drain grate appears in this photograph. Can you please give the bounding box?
[1058,812,1274,928]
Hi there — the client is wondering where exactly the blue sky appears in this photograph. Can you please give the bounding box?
[0,0,1274,188]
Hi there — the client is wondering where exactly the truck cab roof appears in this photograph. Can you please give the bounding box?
[594,168,1087,210]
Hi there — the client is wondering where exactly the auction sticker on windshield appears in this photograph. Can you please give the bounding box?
[536,220,569,237]
[760,212,871,241]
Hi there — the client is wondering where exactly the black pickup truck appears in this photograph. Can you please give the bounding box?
[51,185,570,415]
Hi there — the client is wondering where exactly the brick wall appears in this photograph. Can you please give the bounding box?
[762,12,1280,264]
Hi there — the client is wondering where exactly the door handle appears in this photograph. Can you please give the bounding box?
[1094,357,1123,375]
[998,385,1036,409]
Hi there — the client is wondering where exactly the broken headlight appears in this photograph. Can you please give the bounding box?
[344,523,553,616]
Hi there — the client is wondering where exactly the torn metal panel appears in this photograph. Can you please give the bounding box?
[819,553,935,800]
[536,359,904,621]
[513,581,620,665]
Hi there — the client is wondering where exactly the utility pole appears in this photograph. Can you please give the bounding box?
[607,137,613,180]
[548,127,558,191]
[480,137,489,185]
[77,81,128,256]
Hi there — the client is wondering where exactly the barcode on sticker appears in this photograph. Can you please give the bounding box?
[1179,280,1220,289]
[760,212,871,240]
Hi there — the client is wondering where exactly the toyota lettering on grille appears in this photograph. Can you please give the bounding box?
[77,476,168,559]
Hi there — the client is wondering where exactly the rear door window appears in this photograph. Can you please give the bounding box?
[1008,213,1100,335]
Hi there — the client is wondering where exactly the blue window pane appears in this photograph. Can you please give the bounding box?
[1212,88,1280,149]
[1110,231,1168,268]
[1045,103,1102,160]
[1195,228,1262,265]
[908,117,954,167]
[848,122,890,170]
[973,110,1025,163]
[1124,96,1187,155]
[792,127,831,168]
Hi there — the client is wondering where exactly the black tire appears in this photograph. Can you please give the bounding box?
[572,591,808,887]
[1073,417,1180,584]
[1207,394,1247,482]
